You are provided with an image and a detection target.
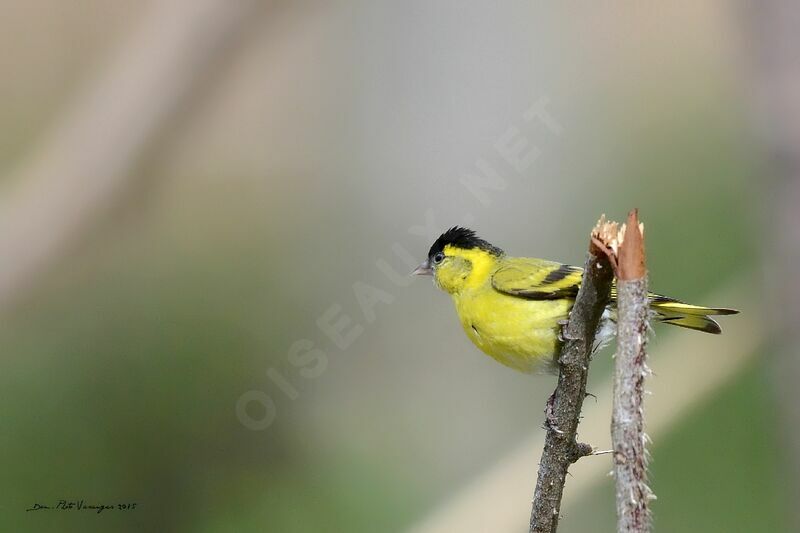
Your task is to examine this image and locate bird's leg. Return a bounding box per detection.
[558,317,575,342]
[544,389,563,434]
[557,319,570,342]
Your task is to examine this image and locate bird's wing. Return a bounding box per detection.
[491,258,583,300]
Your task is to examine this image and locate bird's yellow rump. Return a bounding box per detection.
[414,227,738,374]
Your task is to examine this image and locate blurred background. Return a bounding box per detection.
[1,1,798,532]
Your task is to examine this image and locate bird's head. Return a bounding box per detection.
[413,227,504,294]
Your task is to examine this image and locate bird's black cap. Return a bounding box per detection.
[428,227,504,259]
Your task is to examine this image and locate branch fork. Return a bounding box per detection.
[529,211,653,533]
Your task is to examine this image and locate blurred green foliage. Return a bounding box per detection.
[567,361,790,533]
[0,3,785,532]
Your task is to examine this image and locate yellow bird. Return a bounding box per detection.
[413,227,738,374]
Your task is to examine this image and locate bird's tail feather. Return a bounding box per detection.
[650,297,738,335]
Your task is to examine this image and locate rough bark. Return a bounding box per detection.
[611,209,653,533]
[529,217,616,533]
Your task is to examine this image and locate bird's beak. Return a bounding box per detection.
[412,260,433,276]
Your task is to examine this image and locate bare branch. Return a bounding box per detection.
[529,216,616,533]
[612,209,653,533]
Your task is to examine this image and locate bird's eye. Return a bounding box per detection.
[433,252,445,264]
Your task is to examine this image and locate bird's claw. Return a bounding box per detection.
[544,390,563,433]
[557,318,571,342]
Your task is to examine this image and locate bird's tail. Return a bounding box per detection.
[649,295,739,334]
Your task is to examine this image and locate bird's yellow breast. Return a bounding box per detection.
[452,285,572,374]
